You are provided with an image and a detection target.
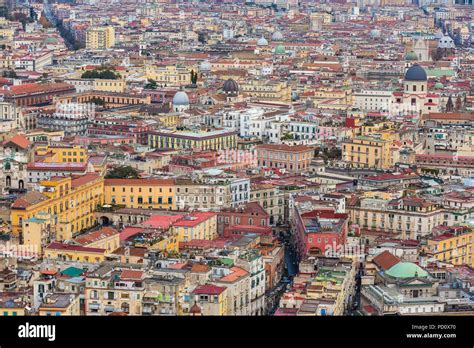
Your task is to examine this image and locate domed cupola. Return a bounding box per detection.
[222,78,239,97]
[272,31,283,41]
[274,44,286,55]
[438,35,455,49]
[404,63,427,81]
[257,35,268,46]
[172,90,190,112]
[405,51,418,61]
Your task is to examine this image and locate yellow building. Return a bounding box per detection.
[0,53,13,69]
[35,144,88,163]
[86,26,115,50]
[172,212,218,243]
[74,226,120,253]
[104,178,176,210]
[44,242,106,263]
[342,136,391,169]
[149,129,237,151]
[0,28,14,40]
[156,114,181,127]
[240,79,291,101]
[191,284,228,316]
[426,227,474,267]
[22,212,55,255]
[151,236,179,253]
[92,79,126,93]
[144,64,192,87]
[11,174,104,240]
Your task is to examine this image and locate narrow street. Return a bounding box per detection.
[265,226,299,315]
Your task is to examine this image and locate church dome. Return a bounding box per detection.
[385,262,429,279]
[274,44,286,55]
[434,82,444,89]
[405,51,418,61]
[223,79,239,94]
[438,35,455,49]
[405,64,427,81]
[272,31,283,41]
[172,91,189,106]
[257,36,268,46]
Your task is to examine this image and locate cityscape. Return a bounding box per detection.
[0,0,473,320]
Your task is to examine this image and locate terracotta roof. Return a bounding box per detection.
[71,173,101,188]
[111,246,147,257]
[190,263,211,273]
[425,112,473,121]
[172,212,216,228]
[3,134,30,149]
[120,270,144,280]
[372,250,401,271]
[0,82,75,96]
[11,191,49,209]
[218,266,249,283]
[74,227,118,245]
[192,284,226,295]
[46,242,105,254]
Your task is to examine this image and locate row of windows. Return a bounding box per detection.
[111,187,173,193]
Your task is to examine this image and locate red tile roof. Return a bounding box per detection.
[46,242,105,254]
[3,134,30,149]
[372,250,401,271]
[173,212,216,227]
[74,227,118,245]
[192,284,226,295]
[71,173,102,188]
[120,270,144,280]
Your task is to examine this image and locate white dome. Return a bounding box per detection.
[172,91,189,106]
[438,35,455,49]
[272,31,283,41]
[257,36,268,46]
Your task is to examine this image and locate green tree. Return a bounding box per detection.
[81,68,120,80]
[144,79,157,90]
[2,70,17,78]
[89,97,106,106]
[105,166,140,179]
[190,70,198,85]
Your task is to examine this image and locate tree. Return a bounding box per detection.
[89,97,106,106]
[105,166,140,179]
[446,95,454,112]
[2,70,17,78]
[81,69,120,80]
[190,70,198,85]
[455,96,462,111]
[144,79,158,90]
